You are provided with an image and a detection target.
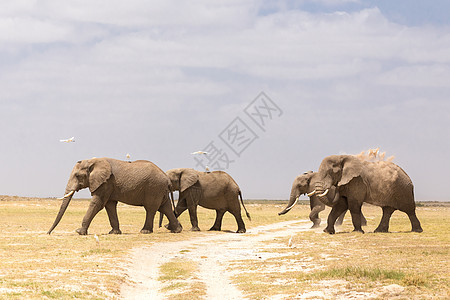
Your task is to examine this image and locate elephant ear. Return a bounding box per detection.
[180,169,199,193]
[88,158,112,193]
[338,157,363,186]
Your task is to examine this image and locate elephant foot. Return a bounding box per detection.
[236,228,246,233]
[310,223,321,229]
[412,227,423,233]
[374,226,388,233]
[310,218,321,228]
[140,229,153,234]
[76,228,88,235]
[353,228,365,234]
[209,226,221,231]
[323,227,335,234]
[171,226,183,233]
[190,226,201,232]
[109,229,122,234]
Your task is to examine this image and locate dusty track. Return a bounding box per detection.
[120,220,312,299]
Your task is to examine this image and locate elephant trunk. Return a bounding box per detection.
[279,194,299,215]
[47,191,75,234]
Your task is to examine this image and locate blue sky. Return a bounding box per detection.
[0,1,449,201]
[281,0,450,26]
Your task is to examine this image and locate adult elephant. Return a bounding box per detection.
[165,168,251,233]
[311,155,422,234]
[48,158,182,235]
[278,171,367,228]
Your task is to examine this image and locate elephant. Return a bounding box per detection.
[165,168,251,233]
[47,158,182,235]
[278,171,367,228]
[311,155,423,234]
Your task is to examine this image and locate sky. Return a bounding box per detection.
[0,0,449,201]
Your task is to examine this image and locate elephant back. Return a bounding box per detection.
[362,160,414,207]
[199,171,240,198]
[108,158,169,193]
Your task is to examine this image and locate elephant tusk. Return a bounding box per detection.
[58,190,75,200]
[284,197,299,212]
[307,190,316,197]
[318,189,329,197]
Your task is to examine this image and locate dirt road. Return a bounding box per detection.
[120,220,312,299]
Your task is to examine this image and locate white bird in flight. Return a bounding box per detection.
[126,153,131,160]
[60,137,75,143]
[191,151,208,155]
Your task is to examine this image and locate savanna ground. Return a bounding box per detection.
[0,195,448,299]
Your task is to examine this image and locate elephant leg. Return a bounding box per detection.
[348,201,364,233]
[309,201,325,228]
[335,210,346,226]
[187,205,200,231]
[77,195,105,235]
[374,206,396,233]
[105,201,122,234]
[159,199,182,233]
[209,209,226,231]
[360,212,367,226]
[175,198,188,217]
[165,198,188,230]
[229,209,246,233]
[324,200,348,234]
[407,212,423,233]
[141,207,157,234]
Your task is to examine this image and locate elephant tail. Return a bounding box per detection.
[239,191,251,221]
[158,211,164,228]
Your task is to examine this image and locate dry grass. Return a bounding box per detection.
[0,196,294,299]
[159,258,206,300]
[0,196,448,299]
[231,204,450,299]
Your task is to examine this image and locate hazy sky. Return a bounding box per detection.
[1,0,449,200]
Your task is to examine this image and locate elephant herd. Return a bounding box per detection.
[48,151,423,236]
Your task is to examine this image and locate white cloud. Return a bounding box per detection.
[376,64,450,87]
[0,2,449,199]
[0,17,70,43]
[311,0,361,6]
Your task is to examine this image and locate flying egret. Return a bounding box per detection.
[126,153,131,161]
[191,151,208,155]
[60,137,75,143]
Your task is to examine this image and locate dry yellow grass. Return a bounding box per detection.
[0,197,293,298]
[231,204,450,299]
[0,196,448,299]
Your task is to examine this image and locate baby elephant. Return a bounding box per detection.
[279,171,367,228]
[166,168,251,233]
